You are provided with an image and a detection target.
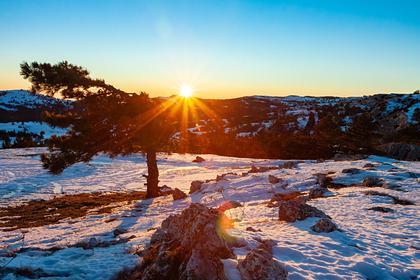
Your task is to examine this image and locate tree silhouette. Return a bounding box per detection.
[20,61,176,198]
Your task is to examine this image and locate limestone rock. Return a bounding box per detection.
[190,180,204,194]
[238,240,287,280]
[172,188,187,200]
[136,204,233,280]
[278,200,329,222]
[311,218,338,233]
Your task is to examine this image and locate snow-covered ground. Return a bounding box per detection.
[0,148,419,279]
[0,122,67,139]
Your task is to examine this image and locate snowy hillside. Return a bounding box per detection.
[0,90,68,112]
[0,122,67,139]
[0,148,418,279]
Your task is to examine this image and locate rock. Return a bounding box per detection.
[342,168,362,174]
[363,163,375,168]
[377,142,420,161]
[392,197,415,206]
[311,218,338,233]
[246,227,262,232]
[217,200,242,212]
[172,188,187,200]
[330,182,353,189]
[382,182,403,191]
[158,185,173,195]
[192,156,205,163]
[88,237,98,248]
[315,173,331,189]
[308,188,326,199]
[238,240,288,280]
[368,206,394,213]
[268,175,281,184]
[362,176,384,187]
[363,190,415,205]
[134,204,233,280]
[113,228,127,237]
[271,191,303,202]
[278,200,329,222]
[189,180,204,194]
[249,165,276,173]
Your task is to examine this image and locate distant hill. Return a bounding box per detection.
[0,89,419,159]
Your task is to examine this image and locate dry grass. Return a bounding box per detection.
[0,191,146,231]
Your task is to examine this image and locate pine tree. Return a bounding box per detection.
[20,61,177,198]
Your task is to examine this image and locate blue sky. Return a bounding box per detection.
[1,0,419,98]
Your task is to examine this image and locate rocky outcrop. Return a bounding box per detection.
[238,240,288,280]
[377,143,420,161]
[172,188,187,200]
[122,204,234,280]
[189,180,204,194]
[311,218,338,233]
[278,200,329,222]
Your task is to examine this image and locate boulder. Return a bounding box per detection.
[192,156,206,163]
[278,200,329,222]
[311,218,338,233]
[131,204,233,280]
[189,180,204,194]
[268,175,281,184]
[362,176,384,187]
[342,168,362,174]
[308,188,326,199]
[172,188,187,200]
[238,240,288,280]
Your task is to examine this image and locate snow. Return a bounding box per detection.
[0,90,68,111]
[0,149,419,279]
[0,122,67,138]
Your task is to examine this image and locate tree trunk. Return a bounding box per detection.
[145,150,159,198]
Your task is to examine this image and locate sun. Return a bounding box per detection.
[179,85,193,98]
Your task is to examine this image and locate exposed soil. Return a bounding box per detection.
[0,191,146,231]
